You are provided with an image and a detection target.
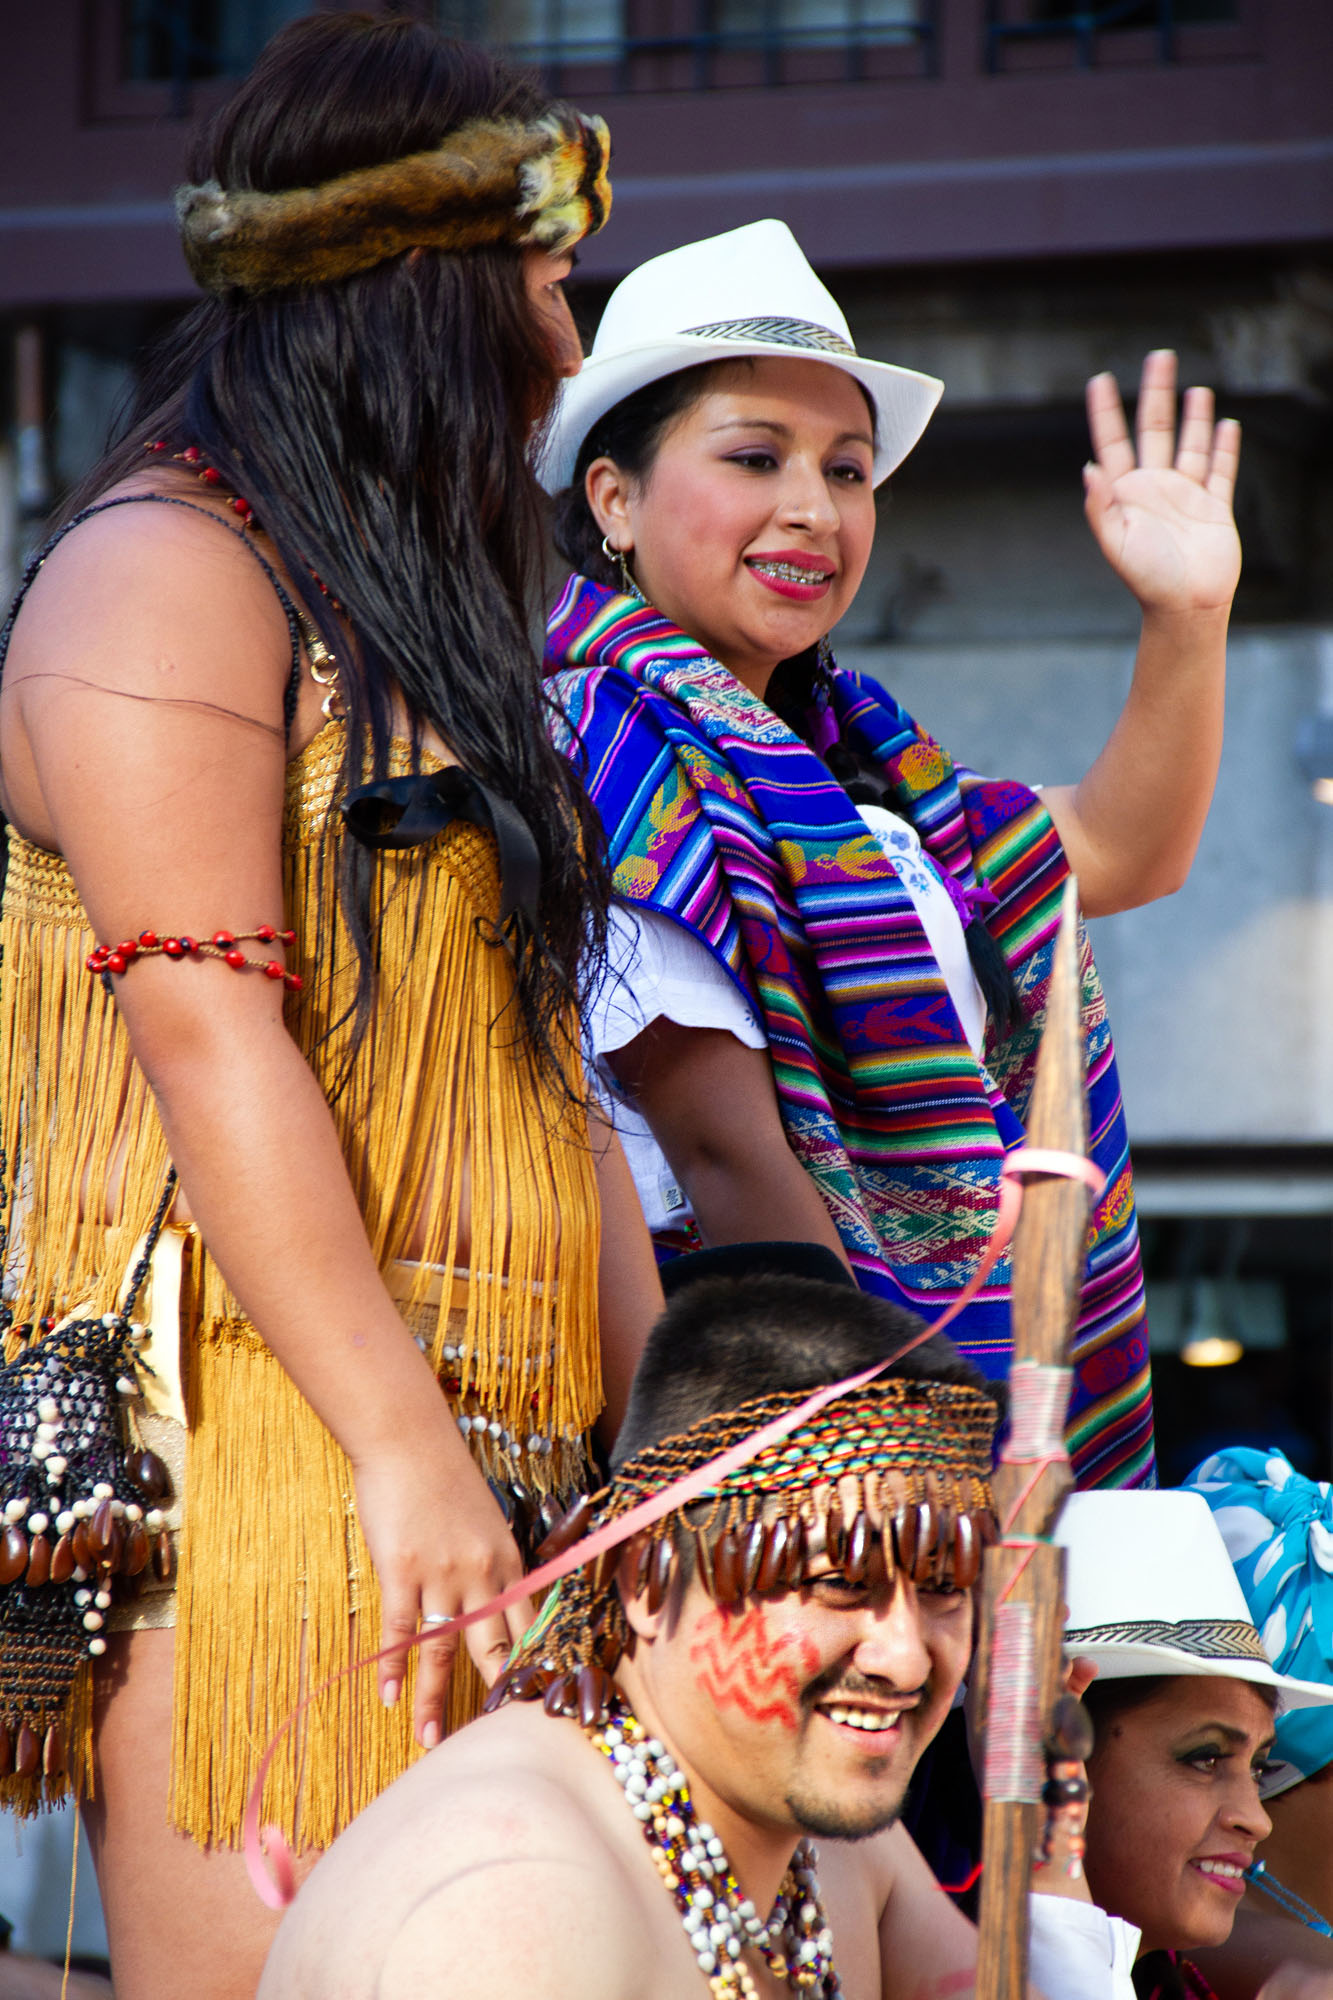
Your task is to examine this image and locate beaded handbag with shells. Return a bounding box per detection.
[0,1160,177,1804]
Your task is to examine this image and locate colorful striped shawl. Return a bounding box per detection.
[548,576,1153,1489]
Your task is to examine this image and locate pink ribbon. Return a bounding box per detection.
[243,1143,1105,1909]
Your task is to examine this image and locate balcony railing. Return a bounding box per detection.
[442,0,934,87]
[440,0,1239,88]
[113,0,1246,103]
[984,0,1234,72]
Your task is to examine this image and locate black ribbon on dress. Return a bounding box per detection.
[341,768,541,928]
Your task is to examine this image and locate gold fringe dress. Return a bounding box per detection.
[0,717,602,1849]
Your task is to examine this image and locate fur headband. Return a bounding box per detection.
[176,108,611,296]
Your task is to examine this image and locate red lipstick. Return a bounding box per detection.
[1190,1854,1251,1898]
[744,549,836,602]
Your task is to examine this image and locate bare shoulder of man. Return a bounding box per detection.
[872,1823,981,2000]
[259,1708,651,2000]
[377,1841,645,1999]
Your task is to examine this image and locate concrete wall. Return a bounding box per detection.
[848,626,1333,1143]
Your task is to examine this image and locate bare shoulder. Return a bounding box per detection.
[1192,1906,1333,2000]
[1,475,300,848]
[260,1707,652,2000]
[821,1824,978,2000]
[819,1819,911,1918]
[5,475,293,717]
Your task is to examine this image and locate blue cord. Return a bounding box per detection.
[1245,1861,1333,1938]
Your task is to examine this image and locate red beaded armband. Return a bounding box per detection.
[86,927,303,991]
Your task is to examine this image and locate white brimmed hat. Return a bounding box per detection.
[538,219,944,493]
[1055,1491,1333,1716]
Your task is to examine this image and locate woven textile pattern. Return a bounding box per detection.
[546,576,1154,1490]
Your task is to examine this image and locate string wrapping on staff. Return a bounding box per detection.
[992,1362,1077,1606]
[1004,1362,1074,1467]
[982,1602,1043,1804]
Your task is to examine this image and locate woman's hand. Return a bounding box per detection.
[1041,352,1240,918]
[351,1418,534,1747]
[1064,1655,1098,1700]
[1083,351,1241,616]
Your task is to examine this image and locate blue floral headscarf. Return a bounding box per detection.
[1185,1447,1333,1796]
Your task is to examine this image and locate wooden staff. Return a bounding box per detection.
[972,877,1096,1999]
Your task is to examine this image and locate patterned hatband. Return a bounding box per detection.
[682,315,857,357]
[488,1377,998,1730]
[1064,1618,1271,1664]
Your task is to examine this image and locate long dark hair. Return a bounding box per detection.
[66,13,610,1088]
[552,364,1020,1035]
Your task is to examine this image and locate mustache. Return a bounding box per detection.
[801,1665,927,1714]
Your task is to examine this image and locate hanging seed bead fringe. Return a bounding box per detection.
[86,928,303,992]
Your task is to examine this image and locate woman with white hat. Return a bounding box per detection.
[1056,1490,1333,1999]
[1178,1449,1333,1997]
[541,218,1241,1488]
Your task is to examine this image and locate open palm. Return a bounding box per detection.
[1084,350,1241,614]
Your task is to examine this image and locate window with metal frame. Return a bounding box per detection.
[437,0,934,86]
[985,0,1238,72]
[437,0,626,68]
[121,0,311,84]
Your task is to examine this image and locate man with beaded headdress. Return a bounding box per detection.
[262,1250,1136,1999]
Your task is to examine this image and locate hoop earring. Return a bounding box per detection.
[601,534,642,602]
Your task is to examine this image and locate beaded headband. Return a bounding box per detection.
[490,1377,998,1728]
[176,109,611,296]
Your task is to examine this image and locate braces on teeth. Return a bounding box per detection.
[750,560,829,583]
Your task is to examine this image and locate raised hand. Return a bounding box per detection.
[1082,349,1241,616]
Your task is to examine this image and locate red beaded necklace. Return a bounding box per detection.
[143,440,344,615]
[146,439,256,526]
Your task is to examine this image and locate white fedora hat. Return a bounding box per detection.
[538,219,943,493]
[1055,1491,1333,1715]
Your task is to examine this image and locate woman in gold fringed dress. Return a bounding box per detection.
[0,15,660,1996]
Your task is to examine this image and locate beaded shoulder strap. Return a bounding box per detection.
[0,493,304,735]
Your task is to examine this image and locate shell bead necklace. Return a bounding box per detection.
[586,1696,842,1997]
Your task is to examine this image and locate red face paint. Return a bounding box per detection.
[688,1603,820,1733]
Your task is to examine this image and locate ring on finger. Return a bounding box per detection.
[420,1612,454,1629]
